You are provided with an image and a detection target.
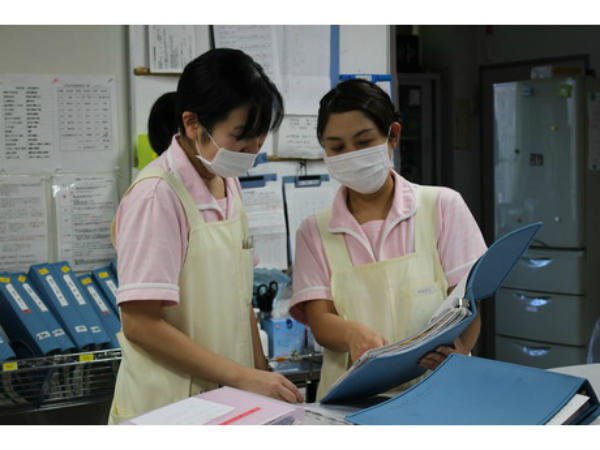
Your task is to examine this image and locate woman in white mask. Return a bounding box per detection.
[289,79,487,400]
[108,49,302,424]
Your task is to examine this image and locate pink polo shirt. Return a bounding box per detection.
[114,134,247,306]
[289,170,487,325]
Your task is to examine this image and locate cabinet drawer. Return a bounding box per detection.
[495,288,594,346]
[495,335,587,369]
[503,249,585,294]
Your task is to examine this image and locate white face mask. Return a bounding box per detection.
[324,140,393,194]
[195,132,257,178]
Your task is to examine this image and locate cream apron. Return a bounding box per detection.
[108,167,255,424]
[315,185,449,401]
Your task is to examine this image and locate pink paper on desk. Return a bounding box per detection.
[198,387,303,425]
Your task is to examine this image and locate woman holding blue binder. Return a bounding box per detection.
[289,79,487,400]
[108,49,302,424]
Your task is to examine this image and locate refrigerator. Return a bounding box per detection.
[492,76,600,368]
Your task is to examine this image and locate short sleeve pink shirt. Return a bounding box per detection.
[289,171,487,325]
[114,135,248,306]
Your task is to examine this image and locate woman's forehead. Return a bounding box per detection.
[323,111,378,137]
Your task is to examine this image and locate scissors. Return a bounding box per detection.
[255,281,278,313]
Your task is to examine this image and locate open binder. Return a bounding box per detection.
[321,222,542,404]
[346,353,600,425]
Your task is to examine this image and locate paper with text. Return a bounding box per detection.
[149,26,198,73]
[276,115,322,159]
[53,174,118,272]
[0,176,49,272]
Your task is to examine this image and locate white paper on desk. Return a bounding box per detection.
[242,180,287,270]
[0,176,49,272]
[276,115,322,159]
[149,25,197,73]
[213,26,281,87]
[284,179,340,260]
[131,397,234,425]
[588,93,600,171]
[53,173,118,272]
[0,75,59,172]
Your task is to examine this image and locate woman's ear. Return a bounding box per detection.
[181,111,200,141]
[389,122,402,148]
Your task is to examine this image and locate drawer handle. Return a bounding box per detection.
[522,257,552,268]
[519,345,550,357]
[515,293,551,308]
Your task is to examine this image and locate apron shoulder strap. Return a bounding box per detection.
[315,208,353,272]
[231,181,249,239]
[111,167,204,248]
[414,185,439,254]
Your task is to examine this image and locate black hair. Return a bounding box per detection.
[316,78,398,142]
[147,48,284,154]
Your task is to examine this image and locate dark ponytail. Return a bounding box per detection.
[147,92,178,155]
[147,48,284,154]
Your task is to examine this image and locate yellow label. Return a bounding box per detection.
[99,272,109,279]
[61,266,70,273]
[39,268,49,275]
[18,275,26,282]
[79,354,94,362]
[3,362,18,372]
[0,277,10,284]
[81,277,91,285]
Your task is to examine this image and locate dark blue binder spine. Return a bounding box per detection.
[91,267,119,315]
[27,264,95,351]
[77,274,121,349]
[0,274,60,357]
[13,274,75,352]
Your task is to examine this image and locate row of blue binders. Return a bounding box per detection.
[0,260,120,361]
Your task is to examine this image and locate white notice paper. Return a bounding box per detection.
[213,26,281,86]
[588,93,600,171]
[0,176,49,272]
[284,178,340,260]
[1,76,58,172]
[242,180,288,270]
[149,25,197,73]
[53,174,118,271]
[276,115,322,159]
[131,397,234,425]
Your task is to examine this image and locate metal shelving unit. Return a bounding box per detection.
[0,349,121,417]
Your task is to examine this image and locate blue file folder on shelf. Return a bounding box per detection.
[11,273,75,352]
[320,222,542,404]
[0,273,61,357]
[77,274,121,349]
[0,331,15,362]
[91,267,119,315]
[28,263,95,351]
[49,262,111,349]
[346,354,600,425]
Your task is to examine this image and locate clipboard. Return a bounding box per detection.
[282,175,339,265]
[239,174,288,271]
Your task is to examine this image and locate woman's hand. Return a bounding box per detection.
[346,322,388,363]
[417,337,470,370]
[236,368,304,404]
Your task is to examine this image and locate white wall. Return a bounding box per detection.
[0,25,131,195]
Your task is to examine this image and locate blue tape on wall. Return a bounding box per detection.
[330,25,340,88]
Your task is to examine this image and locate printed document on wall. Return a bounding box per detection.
[284,179,340,260]
[588,92,600,171]
[276,115,322,159]
[213,26,281,87]
[0,176,49,272]
[53,174,118,272]
[242,181,287,270]
[0,75,118,173]
[0,75,59,172]
[149,26,198,73]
